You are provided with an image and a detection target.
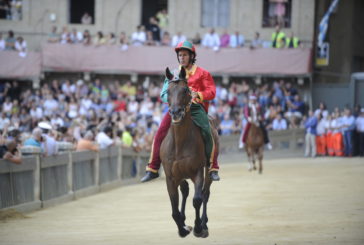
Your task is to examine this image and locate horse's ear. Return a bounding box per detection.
[179,67,186,80]
[165,67,174,80]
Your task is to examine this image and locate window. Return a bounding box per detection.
[201,0,230,28]
[69,0,95,24]
[0,0,23,20]
[262,0,292,28]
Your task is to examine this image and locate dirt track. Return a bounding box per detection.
[1,156,364,245]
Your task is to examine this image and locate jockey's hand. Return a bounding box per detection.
[191,91,199,100]
[248,117,252,122]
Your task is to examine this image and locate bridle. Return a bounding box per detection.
[168,78,192,117]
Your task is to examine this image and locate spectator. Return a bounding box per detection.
[191,33,201,45]
[0,32,6,50]
[316,113,328,156]
[271,24,286,48]
[83,30,92,45]
[285,32,301,48]
[272,114,287,131]
[304,110,318,158]
[171,31,186,47]
[60,26,70,44]
[220,29,230,48]
[76,130,99,152]
[0,139,21,164]
[285,94,305,128]
[14,36,27,55]
[23,127,43,148]
[147,16,161,44]
[131,25,146,46]
[96,126,114,149]
[229,31,244,48]
[161,31,171,46]
[341,108,355,156]
[250,32,263,49]
[202,28,220,49]
[119,31,129,50]
[121,126,133,148]
[38,122,58,156]
[156,8,168,31]
[5,30,16,50]
[94,31,106,45]
[81,12,92,24]
[70,28,83,44]
[145,31,156,46]
[355,108,364,156]
[220,114,234,135]
[106,32,116,45]
[314,102,329,119]
[48,26,59,43]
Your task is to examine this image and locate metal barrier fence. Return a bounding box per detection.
[0,146,149,212]
[219,128,305,154]
[0,129,304,212]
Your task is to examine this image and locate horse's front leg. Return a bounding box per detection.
[166,177,192,238]
[200,167,212,238]
[179,180,189,223]
[192,169,204,237]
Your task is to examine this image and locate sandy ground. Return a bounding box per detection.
[1,156,364,245]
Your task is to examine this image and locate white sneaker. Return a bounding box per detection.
[266,143,273,150]
[239,143,245,149]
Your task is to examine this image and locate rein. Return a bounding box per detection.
[168,78,192,114]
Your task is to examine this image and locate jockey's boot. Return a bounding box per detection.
[239,142,245,149]
[209,171,220,181]
[266,142,273,150]
[141,171,159,182]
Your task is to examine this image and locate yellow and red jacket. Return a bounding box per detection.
[160,65,216,112]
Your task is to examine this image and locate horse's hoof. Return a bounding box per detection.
[253,166,257,170]
[194,228,209,238]
[179,225,192,238]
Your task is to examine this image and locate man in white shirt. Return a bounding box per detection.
[341,108,356,156]
[171,32,186,47]
[272,114,287,131]
[131,25,146,46]
[355,108,364,156]
[96,127,114,149]
[202,28,220,49]
[230,31,245,48]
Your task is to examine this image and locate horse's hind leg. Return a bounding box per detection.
[166,178,192,238]
[200,167,212,238]
[258,147,264,174]
[192,169,204,237]
[246,149,254,171]
[179,180,189,223]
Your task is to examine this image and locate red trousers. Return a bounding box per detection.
[327,132,344,156]
[316,135,327,155]
[146,113,219,173]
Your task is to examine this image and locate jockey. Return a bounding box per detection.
[141,40,220,182]
[240,94,273,150]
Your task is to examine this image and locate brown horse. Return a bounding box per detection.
[245,115,265,174]
[160,67,218,238]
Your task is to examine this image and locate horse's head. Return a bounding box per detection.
[165,67,192,124]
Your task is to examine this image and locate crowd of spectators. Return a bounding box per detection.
[1,76,363,164]
[0,30,27,56]
[304,104,364,158]
[0,8,302,56]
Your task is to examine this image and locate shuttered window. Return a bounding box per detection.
[201,0,230,27]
